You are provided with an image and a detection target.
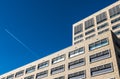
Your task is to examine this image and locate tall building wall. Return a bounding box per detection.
[0,31,120,79]
[1,1,120,79]
[73,0,120,45]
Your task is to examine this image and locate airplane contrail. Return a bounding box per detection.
[5,29,39,58]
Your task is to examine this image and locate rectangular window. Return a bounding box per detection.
[89,38,109,51]
[97,23,109,30]
[74,24,83,35]
[52,55,65,64]
[85,29,95,35]
[111,17,120,24]
[36,70,48,79]
[74,34,83,41]
[68,58,85,69]
[85,34,95,40]
[68,70,86,79]
[98,28,109,35]
[54,76,65,79]
[90,49,111,63]
[85,18,94,30]
[24,75,34,79]
[112,24,120,30]
[114,30,120,35]
[109,4,120,18]
[1,77,5,79]
[6,74,14,79]
[90,63,113,76]
[51,65,65,75]
[69,47,84,58]
[74,39,83,45]
[38,61,49,69]
[15,70,24,78]
[96,12,107,24]
[26,66,36,74]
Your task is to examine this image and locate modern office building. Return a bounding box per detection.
[1,0,120,79]
[73,0,120,45]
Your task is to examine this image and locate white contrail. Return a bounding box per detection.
[5,29,39,58]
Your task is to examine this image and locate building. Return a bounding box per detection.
[1,0,120,79]
[73,0,120,45]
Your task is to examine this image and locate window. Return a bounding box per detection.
[112,24,120,30]
[85,18,94,30]
[85,34,95,40]
[74,39,83,45]
[26,66,36,74]
[15,70,24,78]
[98,28,109,35]
[111,17,120,24]
[74,34,83,41]
[89,38,109,51]
[109,78,115,79]
[52,55,65,64]
[38,61,49,69]
[1,77,5,79]
[68,70,86,79]
[51,65,65,75]
[24,75,34,79]
[85,29,95,35]
[36,70,48,79]
[54,76,65,79]
[69,47,84,58]
[74,24,83,35]
[6,74,14,79]
[114,30,120,35]
[109,4,120,18]
[97,23,109,30]
[90,49,111,63]
[96,12,107,24]
[90,63,113,76]
[68,58,85,69]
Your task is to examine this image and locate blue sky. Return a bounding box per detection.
[0,0,117,75]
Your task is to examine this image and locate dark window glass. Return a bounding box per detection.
[26,66,36,74]
[51,65,65,75]
[85,18,94,30]
[109,4,120,18]
[38,61,49,69]
[90,63,113,76]
[68,70,86,79]
[96,12,107,24]
[68,58,85,69]
[90,49,111,63]
[74,23,83,35]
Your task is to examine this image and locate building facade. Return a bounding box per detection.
[1,0,120,79]
[73,0,120,45]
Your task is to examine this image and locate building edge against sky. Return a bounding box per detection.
[1,0,120,79]
[72,0,120,45]
[1,31,120,79]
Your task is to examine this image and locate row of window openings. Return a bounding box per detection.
[74,4,120,35]
[74,30,108,42]
[22,62,114,79]
[23,70,85,79]
[74,22,120,42]
[74,21,120,42]
[74,22,109,41]
[74,39,84,45]
[74,21,108,37]
[73,38,109,57]
[4,38,109,79]
[6,49,111,79]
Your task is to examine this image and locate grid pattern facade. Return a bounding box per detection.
[1,1,120,79]
[0,31,120,79]
[73,0,120,45]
